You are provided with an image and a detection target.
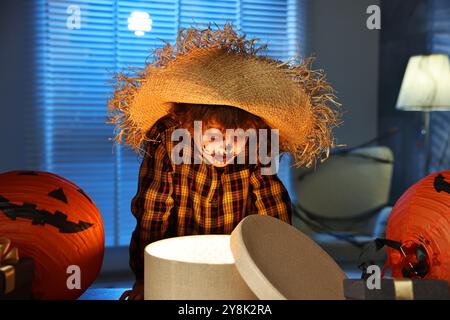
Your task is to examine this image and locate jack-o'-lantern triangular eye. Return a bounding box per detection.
[48,188,68,204]
[77,188,93,204]
[434,174,450,194]
[17,171,38,176]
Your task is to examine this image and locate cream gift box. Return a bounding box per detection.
[144,215,346,300]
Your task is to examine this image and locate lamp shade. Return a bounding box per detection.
[396,54,450,111]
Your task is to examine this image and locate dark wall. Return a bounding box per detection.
[0,1,36,172]
[429,0,450,173]
[308,0,380,149]
[378,0,450,202]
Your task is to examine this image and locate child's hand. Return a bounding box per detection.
[119,280,144,300]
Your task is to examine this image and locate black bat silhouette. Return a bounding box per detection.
[434,174,450,194]
[0,195,93,233]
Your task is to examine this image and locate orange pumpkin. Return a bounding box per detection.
[0,170,104,299]
[385,170,450,282]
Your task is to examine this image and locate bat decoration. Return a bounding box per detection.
[434,173,450,194]
[0,194,93,233]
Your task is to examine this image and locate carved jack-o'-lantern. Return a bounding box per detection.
[385,170,450,282]
[0,170,104,300]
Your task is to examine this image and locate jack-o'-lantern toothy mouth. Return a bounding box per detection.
[0,194,93,234]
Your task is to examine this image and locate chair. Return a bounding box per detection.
[291,146,394,269]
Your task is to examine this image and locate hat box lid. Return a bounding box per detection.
[230,214,347,299]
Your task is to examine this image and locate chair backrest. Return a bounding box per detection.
[291,146,394,225]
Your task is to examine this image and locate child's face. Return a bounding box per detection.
[195,122,247,167]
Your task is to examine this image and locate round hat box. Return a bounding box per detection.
[144,214,346,300]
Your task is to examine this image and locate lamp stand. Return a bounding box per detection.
[422,111,431,176]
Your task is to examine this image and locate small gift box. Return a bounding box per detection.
[0,238,35,300]
[344,279,450,300]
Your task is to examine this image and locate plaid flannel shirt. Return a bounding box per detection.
[129,115,292,280]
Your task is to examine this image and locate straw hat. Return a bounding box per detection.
[108,23,341,167]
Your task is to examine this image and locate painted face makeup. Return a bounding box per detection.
[196,127,247,167]
[171,120,280,175]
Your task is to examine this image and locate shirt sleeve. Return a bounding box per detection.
[249,164,292,225]
[129,127,175,281]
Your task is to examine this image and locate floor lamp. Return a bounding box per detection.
[396,54,450,175]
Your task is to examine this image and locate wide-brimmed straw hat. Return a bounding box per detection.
[108,23,341,167]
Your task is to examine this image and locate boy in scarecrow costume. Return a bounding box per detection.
[108,23,340,300]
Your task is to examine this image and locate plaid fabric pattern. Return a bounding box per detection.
[129,116,292,280]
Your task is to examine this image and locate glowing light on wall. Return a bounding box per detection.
[128,11,152,36]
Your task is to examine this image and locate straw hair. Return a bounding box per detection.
[108,23,341,167]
